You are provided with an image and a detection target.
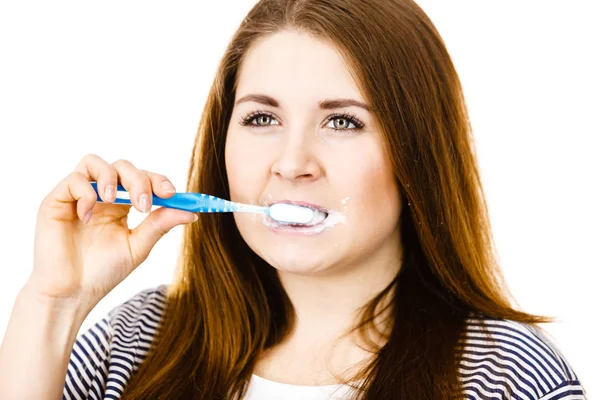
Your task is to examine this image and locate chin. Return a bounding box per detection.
[236,217,350,275]
[262,247,333,276]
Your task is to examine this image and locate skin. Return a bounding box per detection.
[0,154,196,398]
[225,29,403,384]
[0,29,406,397]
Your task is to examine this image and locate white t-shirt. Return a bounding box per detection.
[244,374,355,400]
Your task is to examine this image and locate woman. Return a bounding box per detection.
[0,0,586,399]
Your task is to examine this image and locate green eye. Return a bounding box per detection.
[326,113,364,131]
[329,117,355,130]
[256,114,273,126]
[240,111,365,132]
[240,112,278,128]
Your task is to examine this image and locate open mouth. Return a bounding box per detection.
[280,209,329,227]
[261,199,346,235]
[264,201,333,233]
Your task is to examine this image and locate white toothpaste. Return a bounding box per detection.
[268,203,315,224]
[263,206,346,234]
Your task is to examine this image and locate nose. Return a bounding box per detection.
[271,133,322,182]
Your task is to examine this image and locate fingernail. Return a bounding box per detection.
[161,181,176,193]
[84,210,92,224]
[105,185,115,202]
[193,214,198,222]
[139,193,150,212]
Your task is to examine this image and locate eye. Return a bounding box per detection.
[240,111,279,128]
[325,113,365,132]
[239,111,365,132]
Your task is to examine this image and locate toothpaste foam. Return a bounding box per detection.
[269,203,315,224]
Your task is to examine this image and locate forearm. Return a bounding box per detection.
[0,286,88,400]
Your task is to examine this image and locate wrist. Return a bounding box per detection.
[16,284,90,344]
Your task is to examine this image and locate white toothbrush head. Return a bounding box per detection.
[268,203,318,224]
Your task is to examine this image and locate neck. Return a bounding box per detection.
[277,244,402,345]
[254,244,403,385]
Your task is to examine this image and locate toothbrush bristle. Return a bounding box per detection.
[269,203,316,224]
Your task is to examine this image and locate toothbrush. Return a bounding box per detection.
[89,181,318,225]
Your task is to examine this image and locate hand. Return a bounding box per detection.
[26,154,197,310]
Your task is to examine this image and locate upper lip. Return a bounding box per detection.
[267,200,330,214]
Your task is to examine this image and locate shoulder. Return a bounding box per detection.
[106,284,168,338]
[458,314,587,399]
[63,285,168,400]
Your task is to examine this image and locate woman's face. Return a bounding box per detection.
[225,29,402,276]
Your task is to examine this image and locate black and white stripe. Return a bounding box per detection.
[62,286,587,400]
[458,317,585,399]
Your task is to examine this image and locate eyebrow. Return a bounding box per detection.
[234,94,370,111]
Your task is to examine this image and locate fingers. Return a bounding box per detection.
[128,207,197,265]
[46,154,180,222]
[140,170,177,199]
[109,163,179,213]
[50,172,99,223]
[110,159,153,212]
[72,154,178,214]
[74,154,118,203]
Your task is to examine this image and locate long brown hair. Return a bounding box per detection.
[122,0,551,398]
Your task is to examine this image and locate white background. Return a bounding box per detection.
[0,1,597,397]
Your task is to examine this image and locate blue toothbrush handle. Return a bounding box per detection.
[89,181,236,213]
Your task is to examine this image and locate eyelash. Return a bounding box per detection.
[238,110,365,132]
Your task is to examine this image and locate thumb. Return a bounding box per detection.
[128,207,197,265]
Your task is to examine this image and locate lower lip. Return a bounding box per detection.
[263,214,329,236]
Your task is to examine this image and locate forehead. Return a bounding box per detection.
[235,29,364,105]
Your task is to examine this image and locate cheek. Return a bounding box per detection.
[225,132,265,202]
[332,143,398,204]
[332,145,401,230]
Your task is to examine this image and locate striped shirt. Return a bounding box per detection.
[63,286,587,400]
